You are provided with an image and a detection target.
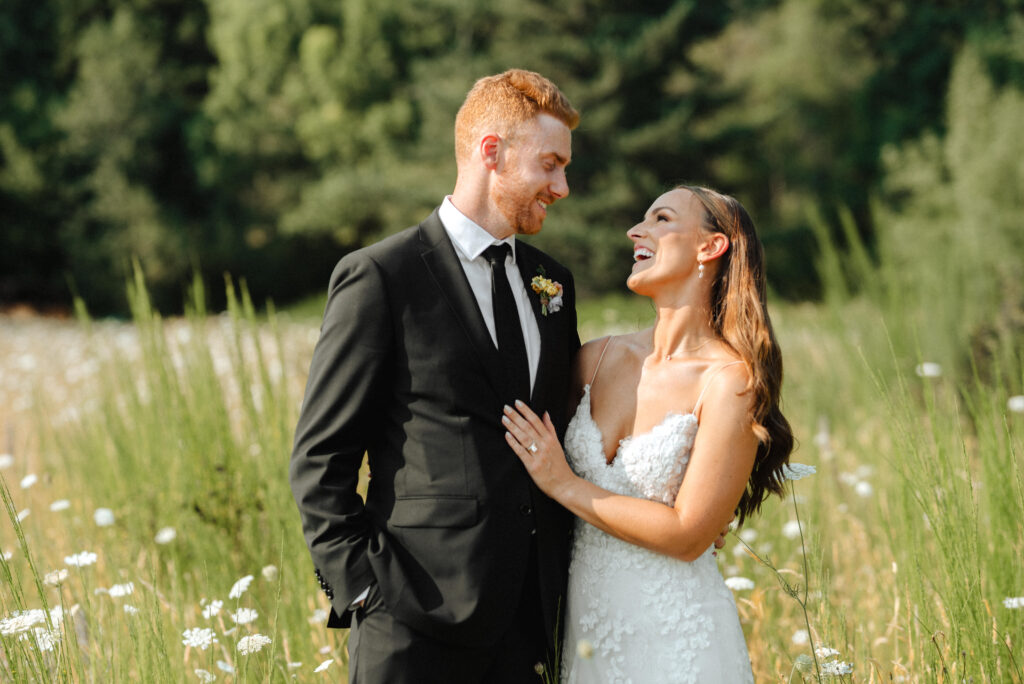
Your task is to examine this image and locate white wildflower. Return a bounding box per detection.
[261,565,279,582]
[154,527,177,544]
[1,609,47,635]
[109,582,134,598]
[1003,596,1024,609]
[44,569,69,586]
[816,646,841,658]
[93,508,115,526]
[202,599,223,619]
[0,453,13,469]
[64,551,98,567]
[1008,395,1024,413]
[230,608,258,625]
[182,627,218,650]
[309,608,328,624]
[318,645,332,654]
[216,660,234,674]
[821,660,854,676]
[2,550,12,561]
[314,659,334,673]
[781,463,816,481]
[124,605,139,615]
[19,473,37,489]
[228,574,254,599]
[49,500,71,512]
[738,529,757,543]
[194,669,216,683]
[855,481,874,497]
[915,362,942,378]
[237,634,272,654]
[724,576,755,591]
[287,662,303,669]
[30,627,60,652]
[16,509,29,522]
[792,629,809,645]
[782,520,802,539]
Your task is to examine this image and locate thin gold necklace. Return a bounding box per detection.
[661,337,715,361]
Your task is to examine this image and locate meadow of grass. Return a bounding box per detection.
[1,232,1022,683]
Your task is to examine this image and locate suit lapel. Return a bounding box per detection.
[418,212,507,397]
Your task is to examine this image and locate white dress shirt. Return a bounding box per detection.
[438,196,541,393]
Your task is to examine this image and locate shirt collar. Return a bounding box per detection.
[439,196,517,262]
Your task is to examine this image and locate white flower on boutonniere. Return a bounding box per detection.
[531,266,563,316]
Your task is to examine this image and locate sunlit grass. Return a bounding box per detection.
[1,255,1022,681]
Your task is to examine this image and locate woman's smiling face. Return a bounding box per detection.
[625,188,707,296]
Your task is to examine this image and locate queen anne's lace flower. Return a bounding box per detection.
[44,569,69,586]
[782,520,802,539]
[50,500,71,512]
[314,659,334,673]
[20,473,37,489]
[237,634,271,654]
[1008,396,1024,413]
[724,576,755,591]
[109,582,134,597]
[1004,596,1024,609]
[182,627,218,650]
[781,463,816,481]
[230,608,258,625]
[94,508,115,526]
[228,575,254,599]
[820,660,854,676]
[65,551,98,567]
[816,646,840,658]
[30,627,60,652]
[194,670,216,683]
[202,599,223,619]
[154,527,176,544]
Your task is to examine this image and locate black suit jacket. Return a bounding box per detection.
[290,209,579,648]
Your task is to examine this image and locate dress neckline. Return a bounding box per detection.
[579,384,697,466]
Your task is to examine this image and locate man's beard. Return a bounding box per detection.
[493,176,543,235]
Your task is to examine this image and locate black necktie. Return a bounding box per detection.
[483,244,530,402]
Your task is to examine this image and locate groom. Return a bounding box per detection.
[290,69,580,682]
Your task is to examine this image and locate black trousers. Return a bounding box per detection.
[347,545,550,684]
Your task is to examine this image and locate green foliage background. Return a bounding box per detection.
[1,0,1023,314]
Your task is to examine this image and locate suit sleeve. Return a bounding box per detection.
[290,252,392,613]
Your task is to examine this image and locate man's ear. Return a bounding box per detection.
[480,134,501,170]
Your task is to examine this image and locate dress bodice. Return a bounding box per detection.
[564,384,699,506]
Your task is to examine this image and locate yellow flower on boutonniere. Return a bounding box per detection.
[531,266,563,316]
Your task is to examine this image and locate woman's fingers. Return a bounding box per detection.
[502,405,537,449]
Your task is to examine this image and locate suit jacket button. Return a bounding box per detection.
[520,504,532,516]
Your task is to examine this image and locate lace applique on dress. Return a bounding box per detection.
[561,385,754,684]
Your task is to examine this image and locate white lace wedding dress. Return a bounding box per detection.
[560,383,754,683]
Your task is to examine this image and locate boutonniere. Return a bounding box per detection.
[530,265,563,316]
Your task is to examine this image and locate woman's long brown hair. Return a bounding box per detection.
[683,185,794,525]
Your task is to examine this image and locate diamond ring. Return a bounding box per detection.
[529,443,538,453]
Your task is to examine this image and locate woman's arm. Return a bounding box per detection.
[503,363,755,562]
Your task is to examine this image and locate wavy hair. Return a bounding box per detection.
[683,185,794,525]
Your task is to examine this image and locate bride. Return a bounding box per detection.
[502,185,794,682]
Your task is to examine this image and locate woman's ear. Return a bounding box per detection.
[700,233,731,263]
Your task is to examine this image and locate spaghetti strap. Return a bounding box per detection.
[693,361,744,415]
[588,337,614,388]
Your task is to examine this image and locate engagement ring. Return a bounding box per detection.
[529,443,538,453]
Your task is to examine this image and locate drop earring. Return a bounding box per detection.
[698,260,705,279]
